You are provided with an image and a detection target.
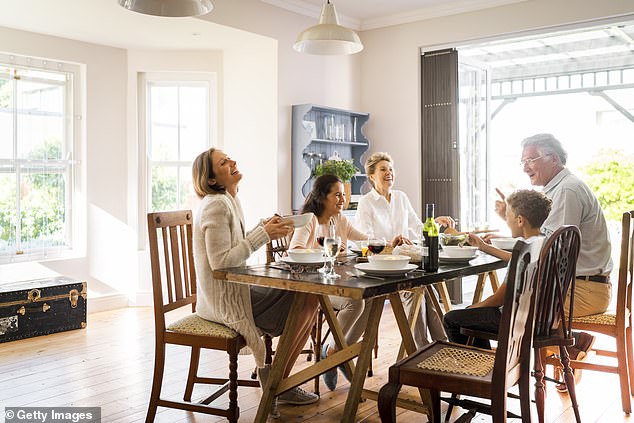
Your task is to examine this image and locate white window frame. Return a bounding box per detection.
[137,72,216,247]
[0,53,82,264]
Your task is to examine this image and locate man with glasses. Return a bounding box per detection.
[495,133,613,367]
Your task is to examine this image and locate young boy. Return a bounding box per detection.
[443,189,552,348]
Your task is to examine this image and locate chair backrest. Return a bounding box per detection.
[147,210,197,333]
[492,239,539,390]
[266,232,293,264]
[533,225,582,339]
[617,211,634,326]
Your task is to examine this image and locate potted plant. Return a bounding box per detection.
[314,159,359,209]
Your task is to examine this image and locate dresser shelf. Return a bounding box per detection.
[291,104,371,213]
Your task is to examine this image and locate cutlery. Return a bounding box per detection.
[345,270,386,281]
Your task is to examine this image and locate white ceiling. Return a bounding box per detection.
[0,0,527,51]
[264,0,528,30]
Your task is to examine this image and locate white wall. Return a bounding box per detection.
[203,0,362,214]
[359,0,634,216]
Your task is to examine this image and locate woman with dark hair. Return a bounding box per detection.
[191,148,320,407]
[289,174,372,391]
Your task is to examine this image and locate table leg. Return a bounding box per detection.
[396,288,424,360]
[472,272,487,305]
[472,271,500,305]
[319,295,355,378]
[388,293,433,412]
[253,292,307,423]
[435,281,452,313]
[489,270,500,291]
[341,296,385,423]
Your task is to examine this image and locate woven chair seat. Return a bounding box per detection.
[168,314,239,338]
[417,346,495,377]
[572,312,616,326]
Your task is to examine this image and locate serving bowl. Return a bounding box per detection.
[280,212,313,228]
[442,246,478,258]
[490,237,518,250]
[367,254,410,270]
[439,232,467,246]
[287,248,323,262]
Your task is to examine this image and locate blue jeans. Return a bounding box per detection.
[442,306,501,349]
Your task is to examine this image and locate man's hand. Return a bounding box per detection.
[494,188,507,220]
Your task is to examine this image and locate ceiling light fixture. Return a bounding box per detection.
[293,0,363,55]
[118,0,213,17]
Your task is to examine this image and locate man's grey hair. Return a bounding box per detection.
[521,133,568,165]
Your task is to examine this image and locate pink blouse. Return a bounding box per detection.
[289,213,367,249]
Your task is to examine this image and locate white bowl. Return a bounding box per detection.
[280,212,313,228]
[287,248,323,262]
[442,246,478,258]
[491,237,518,250]
[367,254,411,270]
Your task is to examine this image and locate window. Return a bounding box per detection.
[145,75,213,212]
[0,55,79,263]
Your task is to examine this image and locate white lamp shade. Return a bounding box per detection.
[293,2,363,55]
[118,0,213,17]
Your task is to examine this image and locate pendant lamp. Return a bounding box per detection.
[293,0,363,55]
[118,0,213,17]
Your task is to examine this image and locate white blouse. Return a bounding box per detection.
[355,189,423,241]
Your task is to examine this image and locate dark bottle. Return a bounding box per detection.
[423,203,439,272]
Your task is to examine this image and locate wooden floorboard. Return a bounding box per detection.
[1,283,632,422]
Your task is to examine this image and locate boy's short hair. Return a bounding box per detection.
[506,189,552,228]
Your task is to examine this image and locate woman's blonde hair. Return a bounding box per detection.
[192,148,226,198]
[364,152,393,188]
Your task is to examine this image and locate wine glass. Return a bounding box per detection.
[316,223,329,273]
[323,235,341,279]
[367,236,386,256]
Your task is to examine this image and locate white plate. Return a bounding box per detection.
[438,252,477,264]
[354,263,418,277]
[281,256,325,265]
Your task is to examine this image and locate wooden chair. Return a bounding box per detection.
[567,210,634,415]
[146,210,259,423]
[377,239,539,423]
[531,225,582,423]
[459,226,582,423]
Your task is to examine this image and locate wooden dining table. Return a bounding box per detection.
[213,253,506,422]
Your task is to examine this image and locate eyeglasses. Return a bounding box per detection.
[520,155,549,167]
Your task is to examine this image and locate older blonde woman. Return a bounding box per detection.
[355,152,454,348]
[191,147,319,406]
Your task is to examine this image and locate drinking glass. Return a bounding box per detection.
[323,236,341,279]
[367,236,386,256]
[316,223,329,274]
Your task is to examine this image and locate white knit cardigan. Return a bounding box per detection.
[193,192,270,367]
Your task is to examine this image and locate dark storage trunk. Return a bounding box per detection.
[0,277,87,343]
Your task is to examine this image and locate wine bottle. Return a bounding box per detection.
[423,203,439,272]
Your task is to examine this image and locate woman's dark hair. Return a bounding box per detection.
[301,174,342,217]
[192,147,226,198]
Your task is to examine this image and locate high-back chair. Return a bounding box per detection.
[146,210,259,423]
[531,225,582,423]
[458,226,582,423]
[377,239,539,423]
[568,210,634,415]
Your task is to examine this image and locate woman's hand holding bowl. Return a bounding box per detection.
[264,215,293,239]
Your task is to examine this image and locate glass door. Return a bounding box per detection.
[458,59,490,232]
